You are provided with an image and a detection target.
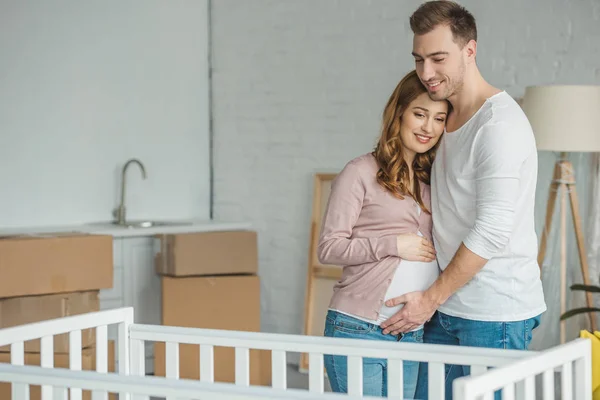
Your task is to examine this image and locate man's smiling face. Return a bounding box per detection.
[412,24,468,101]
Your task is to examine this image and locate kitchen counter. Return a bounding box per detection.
[0,219,253,238]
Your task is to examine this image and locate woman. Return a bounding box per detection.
[317,70,448,398]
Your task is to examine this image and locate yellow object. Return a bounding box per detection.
[580,330,600,399]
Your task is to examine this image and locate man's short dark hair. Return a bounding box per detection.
[410,1,477,47]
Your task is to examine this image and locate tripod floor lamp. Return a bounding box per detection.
[522,85,600,343]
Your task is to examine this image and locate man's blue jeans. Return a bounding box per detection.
[323,310,422,399]
[414,311,542,400]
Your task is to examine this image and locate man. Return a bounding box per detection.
[379,1,546,398]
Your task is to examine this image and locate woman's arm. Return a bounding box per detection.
[317,163,398,266]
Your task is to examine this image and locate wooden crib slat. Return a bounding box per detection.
[522,376,536,399]
[21,385,31,400]
[93,325,109,400]
[91,389,108,400]
[10,341,24,365]
[542,369,554,399]
[11,341,28,400]
[130,338,145,377]
[95,325,109,374]
[470,365,491,399]
[53,387,68,400]
[501,383,515,400]
[428,362,445,400]
[40,336,54,366]
[513,380,526,400]
[40,335,54,400]
[165,342,180,400]
[165,342,180,379]
[347,355,363,396]
[271,350,287,389]
[199,344,214,382]
[69,331,83,370]
[130,338,147,400]
[69,330,83,400]
[235,347,250,386]
[470,364,494,399]
[308,353,324,393]
[574,353,591,400]
[561,362,573,400]
[117,315,132,400]
[387,359,404,398]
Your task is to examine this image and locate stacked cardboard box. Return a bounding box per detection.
[153,230,271,386]
[0,291,99,353]
[0,233,115,399]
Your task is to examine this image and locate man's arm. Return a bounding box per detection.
[423,243,488,307]
[381,122,529,334]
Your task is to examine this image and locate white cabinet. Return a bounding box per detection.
[99,237,161,373]
[122,237,161,326]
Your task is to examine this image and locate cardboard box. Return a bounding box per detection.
[155,230,258,277]
[0,291,99,353]
[0,233,113,298]
[154,275,271,385]
[0,341,116,400]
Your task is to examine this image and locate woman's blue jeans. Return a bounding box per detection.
[323,310,422,399]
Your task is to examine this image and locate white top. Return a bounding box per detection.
[431,91,547,321]
[377,204,439,327]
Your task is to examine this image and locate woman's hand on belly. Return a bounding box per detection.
[396,233,436,262]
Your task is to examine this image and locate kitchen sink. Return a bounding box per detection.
[112,220,193,229]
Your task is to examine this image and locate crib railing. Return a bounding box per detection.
[0,307,545,400]
[130,323,535,400]
[0,363,365,400]
[0,308,133,400]
[452,338,592,400]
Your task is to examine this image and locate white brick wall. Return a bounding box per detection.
[210,0,600,341]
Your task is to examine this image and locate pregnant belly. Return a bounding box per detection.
[377,259,440,323]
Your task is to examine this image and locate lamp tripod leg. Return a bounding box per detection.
[560,184,567,344]
[537,166,560,270]
[568,182,598,332]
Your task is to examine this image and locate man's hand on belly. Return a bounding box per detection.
[380,291,437,335]
[380,243,489,334]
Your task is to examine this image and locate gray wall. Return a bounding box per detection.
[0,1,211,227]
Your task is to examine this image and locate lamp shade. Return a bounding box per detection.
[521,85,600,152]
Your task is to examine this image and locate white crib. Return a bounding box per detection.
[0,307,591,399]
[453,338,592,400]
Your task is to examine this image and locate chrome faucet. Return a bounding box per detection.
[114,158,147,225]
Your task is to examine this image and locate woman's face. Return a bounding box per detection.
[399,92,448,156]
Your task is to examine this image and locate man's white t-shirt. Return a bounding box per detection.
[431,91,547,321]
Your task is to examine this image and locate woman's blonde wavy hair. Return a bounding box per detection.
[372,70,443,214]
